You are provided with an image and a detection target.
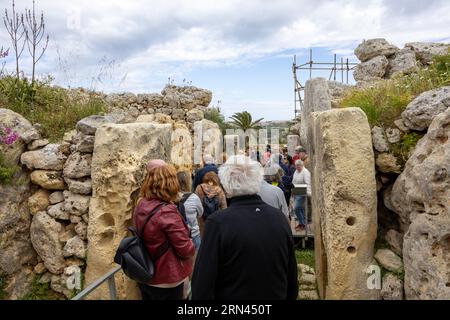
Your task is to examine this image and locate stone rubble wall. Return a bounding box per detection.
[353,39,450,83]
[0,84,215,299]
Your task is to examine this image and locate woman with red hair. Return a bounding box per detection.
[133,159,195,300]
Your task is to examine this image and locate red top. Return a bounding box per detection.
[133,197,195,285]
[291,154,301,165]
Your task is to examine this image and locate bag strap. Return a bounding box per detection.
[138,203,166,239]
[180,192,192,204]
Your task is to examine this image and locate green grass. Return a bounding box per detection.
[341,52,450,128]
[20,275,63,300]
[0,76,107,142]
[295,248,315,269]
[390,131,425,169]
[0,152,21,185]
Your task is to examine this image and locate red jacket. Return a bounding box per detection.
[133,197,195,285]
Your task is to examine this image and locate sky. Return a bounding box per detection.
[0,0,449,120]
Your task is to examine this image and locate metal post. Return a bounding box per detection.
[341,57,344,83]
[346,58,349,84]
[108,276,117,300]
[309,49,312,79]
[333,54,337,81]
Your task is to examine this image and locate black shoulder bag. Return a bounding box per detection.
[114,203,169,284]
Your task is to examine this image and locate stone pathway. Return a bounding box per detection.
[297,263,319,300]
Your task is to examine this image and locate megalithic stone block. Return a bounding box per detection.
[310,107,379,300]
[84,123,172,300]
[300,78,331,151]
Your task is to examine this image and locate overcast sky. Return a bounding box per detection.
[1,0,449,120]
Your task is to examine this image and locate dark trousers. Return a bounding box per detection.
[138,283,184,300]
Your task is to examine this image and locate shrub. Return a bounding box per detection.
[341,52,450,128]
[0,75,107,142]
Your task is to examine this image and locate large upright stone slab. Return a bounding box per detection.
[310,107,379,300]
[84,123,172,299]
[300,78,332,149]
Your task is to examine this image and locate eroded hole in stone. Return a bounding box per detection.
[99,212,115,227]
[421,233,429,241]
[346,217,356,226]
[347,246,356,254]
[98,229,114,247]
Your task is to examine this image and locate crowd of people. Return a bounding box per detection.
[131,145,312,300]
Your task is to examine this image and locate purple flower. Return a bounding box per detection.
[0,127,19,145]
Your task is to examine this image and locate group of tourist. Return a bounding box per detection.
[131,145,311,300]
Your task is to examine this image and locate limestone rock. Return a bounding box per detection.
[64,177,92,195]
[30,212,65,274]
[70,215,82,224]
[50,274,73,298]
[375,249,403,272]
[354,38,399,62]
[0,172,36,279]
[385,128,401,144]
[401,86,450,131]
[394,119,410,132]
[27,139,49,151]
[310,107,378,300]
[49,191,64,205]
[63,152,92,179]
[385,229,403,256]
[301,78,332,149]
[391,108,450,230]
[186,109,204,122]
[76,115,113,135]
[85,122,172,300]
[38,272,52,284]
[376,153,401,174]
[3,267,34,300]
[47,202,69,220]
[298,264,315,275]
[372,126,389,152]
[299,273,316,285]
[382,184,395,212]
[353,55,389,81]
[30,170,65,190]
[59,226,77,243]
[74,221,88,241]
[0,108,39,164]
[136,113,174,125]
[403,214,450,299]
[298,290,319,300]
[405,42,450,64]
[381,273,404,300]
[63,129,77,143]
[63,236,86,259]
[171,108,186,121]
[171,123,193,172]
[63,191,90,216]
[34,262,47,274]
[28,189,50,215]
[21,144,67,170]
[73,134,95,153]
[386,49,418,78]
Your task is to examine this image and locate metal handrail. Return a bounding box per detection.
[71,265,122,300]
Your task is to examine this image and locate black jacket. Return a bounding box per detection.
[192,164,219,191]
[191,194,298,300]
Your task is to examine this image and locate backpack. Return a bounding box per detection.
[177,192,192,223]
[113,203,169,284]
[200,185,220,221]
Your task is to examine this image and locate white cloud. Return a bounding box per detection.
[1,0,449,118]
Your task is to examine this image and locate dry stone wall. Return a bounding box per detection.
[0,84,214,299]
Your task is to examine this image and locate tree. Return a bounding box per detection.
[25,0,49,87]
[3,0,26,80]
[229,111,264,130]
